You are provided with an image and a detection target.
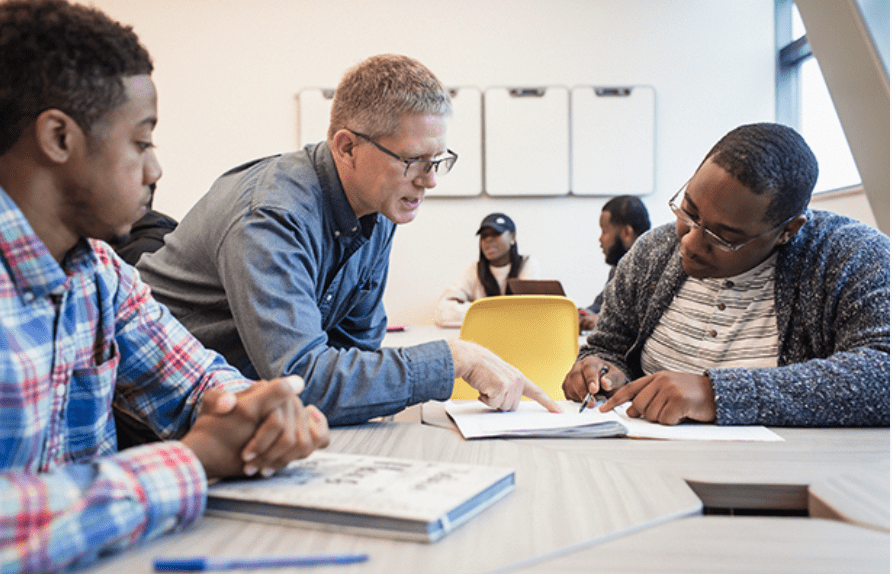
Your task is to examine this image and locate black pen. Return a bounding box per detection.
[579,365,609,412]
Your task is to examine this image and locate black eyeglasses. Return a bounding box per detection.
[349,130,458,178]
[669,181,798,253]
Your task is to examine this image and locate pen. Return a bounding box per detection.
[153,553,370,571]
[579,366,610,413]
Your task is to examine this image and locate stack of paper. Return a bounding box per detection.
[443,401,784,442]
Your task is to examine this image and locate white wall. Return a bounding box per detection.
[90,0,777,325]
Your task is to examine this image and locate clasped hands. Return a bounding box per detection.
[181,376,329,480]
[562,356,717,425]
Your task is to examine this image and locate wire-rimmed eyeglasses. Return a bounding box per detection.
[349,130,458,178]
[668,181,798,253]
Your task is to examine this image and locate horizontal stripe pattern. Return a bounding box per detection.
[641,254,779,375]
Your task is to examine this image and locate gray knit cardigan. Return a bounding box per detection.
[580,210,890,426]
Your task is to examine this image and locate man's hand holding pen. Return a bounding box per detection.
[562,356,628,409]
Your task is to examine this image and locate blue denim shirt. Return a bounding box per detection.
[138,143,453,425]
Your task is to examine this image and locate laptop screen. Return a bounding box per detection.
[506,279,566,296]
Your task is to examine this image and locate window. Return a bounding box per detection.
[776,0,888,193]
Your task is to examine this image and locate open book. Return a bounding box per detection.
[443,401,783,442]
[206,451,515,542]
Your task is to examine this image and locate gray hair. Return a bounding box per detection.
[327,54,452,142]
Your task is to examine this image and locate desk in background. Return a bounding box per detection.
[382,324,458,347]
[383,324,589,348]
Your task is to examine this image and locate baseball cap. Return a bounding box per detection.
[476,213,516,235]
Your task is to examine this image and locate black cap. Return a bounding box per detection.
[476,213,516,235]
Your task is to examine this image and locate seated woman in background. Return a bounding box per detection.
[435,213,540,326]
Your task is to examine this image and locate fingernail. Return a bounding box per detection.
[242,451,256,462]
[244,465,258,476]
[261,467,276,478]
[286,375,305,394]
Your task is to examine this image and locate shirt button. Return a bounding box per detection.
[56,385,66,396]
[717,303,726,311]
[351,227,357,233]
[709,329,718,338]
[334,230,341,237]
[325,294,332,301]
[23,292,35,303]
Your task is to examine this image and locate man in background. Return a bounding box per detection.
[579,195,651,331]
[0,2,328,569]
[138,54,560,426]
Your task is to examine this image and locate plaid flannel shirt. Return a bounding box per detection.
[0,187,251,572]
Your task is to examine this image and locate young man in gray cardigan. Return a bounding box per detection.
[566,123,889,427]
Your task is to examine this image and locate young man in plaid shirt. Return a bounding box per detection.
[0,2,329,571]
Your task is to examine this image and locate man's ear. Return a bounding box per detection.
[330,129,359,168]
[35,109,82,163]
[620,224,637,249]
[778,214,808,245]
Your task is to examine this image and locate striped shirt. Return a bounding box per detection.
[641,253,779,375]
[0,187,250,572]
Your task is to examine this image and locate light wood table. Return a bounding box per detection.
[510,516,890,574]
[422,402,890,573]
[81,418,888,574]
[83,422,702,574]
[80,325,889,573]
[423,402,889,528]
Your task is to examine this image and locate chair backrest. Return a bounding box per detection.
[451,295,579,401]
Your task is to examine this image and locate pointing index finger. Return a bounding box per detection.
[598,377,646,412]
[523,380,562,413]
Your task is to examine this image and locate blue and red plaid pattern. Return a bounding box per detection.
[0,188,251,572]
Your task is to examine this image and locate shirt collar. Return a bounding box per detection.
[310,142,378,240]
[700,251,779,291]
[0,186,94,301]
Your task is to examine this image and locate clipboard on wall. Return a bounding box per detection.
[429,87,482,197]
[296,88,334,148]
[484,87,570,196]
[570,86,655,196]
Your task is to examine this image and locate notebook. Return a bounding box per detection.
[206,451,515,542]
[442,401,784,442]
[507,278,567,296]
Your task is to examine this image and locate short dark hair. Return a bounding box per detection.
[702,123,819,225]
[0,0,153,156]
[602,195,651,237]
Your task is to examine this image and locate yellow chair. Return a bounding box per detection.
[451,295,579,401]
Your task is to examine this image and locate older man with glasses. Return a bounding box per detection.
[138,54,559,427]
[564,122,889,428]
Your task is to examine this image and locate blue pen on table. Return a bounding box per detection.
[579,365,610,413]
[153,553,370,572]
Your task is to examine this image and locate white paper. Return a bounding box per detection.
[443,400,784,442]
[444,400,624,438]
